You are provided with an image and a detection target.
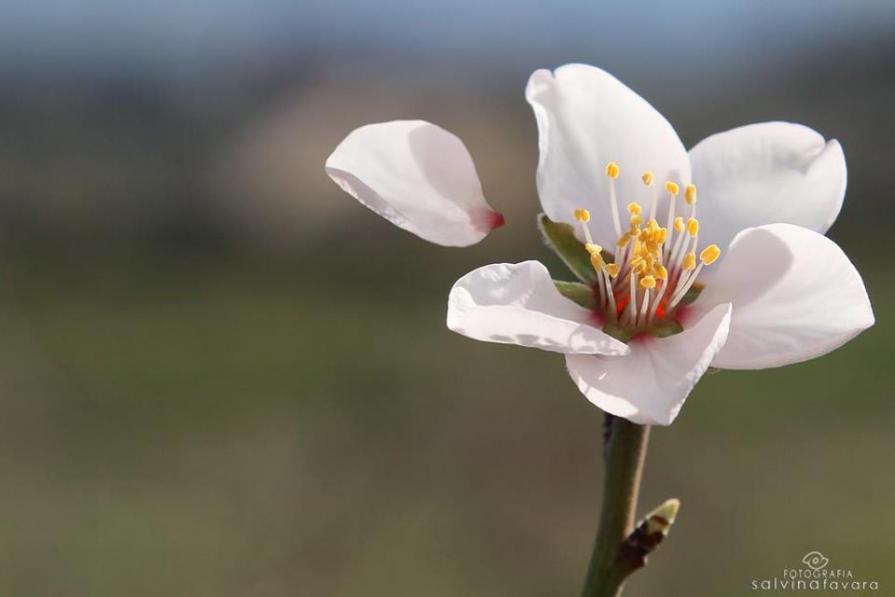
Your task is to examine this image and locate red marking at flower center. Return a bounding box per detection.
[488,211,506,229]
[615,294,629,317]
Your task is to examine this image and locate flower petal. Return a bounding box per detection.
[695,223,874,369]
[525,64,690,248]
[565,303,732,425]
[447,261,629,356]
[325,120,504,247]
[690,122,846,253]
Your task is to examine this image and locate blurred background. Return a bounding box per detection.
[0,1,893,595]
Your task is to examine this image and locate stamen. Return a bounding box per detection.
[601,270,617,318]
[572,169,717,332]
[647,277,665,323]
[685,183,698,220]
[638,286,651,326]
[673,216,684,233]
[638,275,656,325]
[663,181,679,259]
[699,244,721,265]
[574,208,596,246]
[668,245,722,310]
[605,162,623,238]
[595,266,607,306]
[668,217,697,275]
[641,171,659,220]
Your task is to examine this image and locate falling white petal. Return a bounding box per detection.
[325,120,503,247]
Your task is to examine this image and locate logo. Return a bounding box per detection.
[801,551,829,571]
[751,551,880,592]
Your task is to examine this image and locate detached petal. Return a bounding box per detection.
[526,64,690,248]
[690,122,846,253]
[325,120,503,247]
[447,261,629,356]
[565,303,732,426]
[696,224,874,369]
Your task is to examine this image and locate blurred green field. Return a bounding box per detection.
[1,11,894,592]
[0,227,890,596]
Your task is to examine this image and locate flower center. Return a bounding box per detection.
[574,162,720,336]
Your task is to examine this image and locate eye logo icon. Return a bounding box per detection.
[802,551,830,570]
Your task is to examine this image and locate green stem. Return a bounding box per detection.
[580,415,651,597]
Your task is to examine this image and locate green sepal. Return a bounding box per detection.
[602,320,636,344]
[650,319,684,338]
[679,282,704,306]
[537,214,598,285]
[553,280,597,310]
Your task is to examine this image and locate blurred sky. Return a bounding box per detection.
[4,0,895,82]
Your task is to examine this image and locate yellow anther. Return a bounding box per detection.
[700,244,721,265]
[687,217,699,237]
[606,263,620,278]
[685,184,697,204]
[683,251,696,271]
[605,162,620,179]
[584,243,603,256]
[673,216,684,232]
[616,233,631,248]
[655,265,668,280]
[633,260,647,275]
[641,171,654,186]
[640,275,657,289]
[665,181,679,196]
[655,228,668,244]
[630,214,643,226]
[627,202,642,216]
[574,208,591,222]
[646,219,660,234]
[590,252,606,270]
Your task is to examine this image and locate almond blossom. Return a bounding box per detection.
[326,64,874,426]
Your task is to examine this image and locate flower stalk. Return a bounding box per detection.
[581,415,650,597]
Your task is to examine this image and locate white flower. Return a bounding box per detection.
[326,64,874,426]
